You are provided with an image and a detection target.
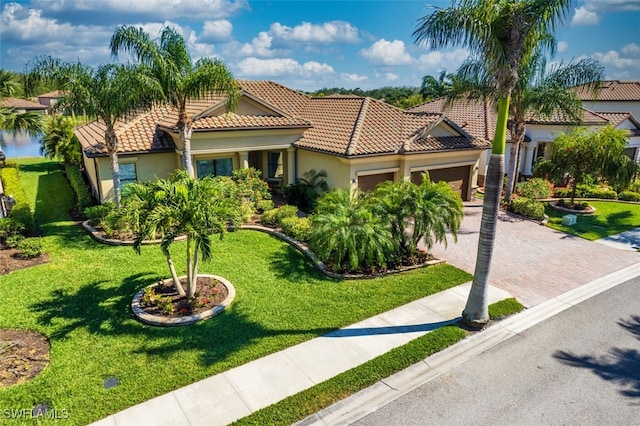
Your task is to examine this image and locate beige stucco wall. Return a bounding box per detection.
[94,152,178,203]
[82,155,99,200]
[297,149,352,189]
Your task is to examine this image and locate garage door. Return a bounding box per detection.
[411,166,470,200]
[358,172,394,192]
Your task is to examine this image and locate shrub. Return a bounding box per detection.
[583,186,617,199]
[231,167,271,203]
[0,217,25,241]
[240,200,255,223]
[618,190,640,202]
[511,197,545,220]
[65,165,93,211]
[5,234,24,248]
[0,166,34,232]
[274,205,299,225]
[516,178,551,200]
[256,199,275,212]
[260,208,279,227]
[83,203,116,226]
[279,216,312,242]
[16,238,45,259]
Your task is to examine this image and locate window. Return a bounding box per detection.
[120,163,137,185]
[267,152,283,178]
[196,158,233,177]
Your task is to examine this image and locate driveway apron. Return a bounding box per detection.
[428,202,640,307]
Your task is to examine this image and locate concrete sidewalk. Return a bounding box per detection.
[91,283,512,426]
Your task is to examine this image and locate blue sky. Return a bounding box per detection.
[1,0,639,92]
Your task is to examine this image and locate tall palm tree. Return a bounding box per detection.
[0,69,44,137]
[125,170,242,298]
[414,0,573,326]
[456,50,603,201]
[110,26,240,177]
[420,69,455,100]
[28,58,163,207]
[40,115,82,165]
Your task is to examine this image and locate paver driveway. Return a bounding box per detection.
[429,202,640,307]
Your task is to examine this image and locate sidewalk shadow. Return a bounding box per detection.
[553,314,640,399]
[324,319,456,338]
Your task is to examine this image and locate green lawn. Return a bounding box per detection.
[545,200,640,240]
[0,160,473,425]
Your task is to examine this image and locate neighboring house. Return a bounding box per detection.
[411,83,640,180]
[75,80,491,203]
[575,80,640,121]
[36,90,65,114]
[1,97,48,114]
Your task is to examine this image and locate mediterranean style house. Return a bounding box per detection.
[410,80,640,181]
[75,80,491,203]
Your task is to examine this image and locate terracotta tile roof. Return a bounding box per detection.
[594,111,635,127]
[525,108,609,125]
[405,135,492,153]
[76,80,484,157]
[1,97,47,110]
[37,90,65,98]
[574,80,640,101]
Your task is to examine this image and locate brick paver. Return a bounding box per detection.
[428,202,640,307]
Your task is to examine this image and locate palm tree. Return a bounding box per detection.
[456,50,604,201]
[372,173,462,257]
[0,69,44,137]
[28,58,163,207]
[414,0,573,326]
[110,26,240,177]
[124,170,242,298]
[40,115,82,165]
[420,70,455,100]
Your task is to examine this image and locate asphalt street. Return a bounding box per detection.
[353,277,640,426]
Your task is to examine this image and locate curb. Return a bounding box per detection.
[298,261,640,425]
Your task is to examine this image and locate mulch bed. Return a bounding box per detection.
[0,248,49,275]
[0,329,50,388]
[139,276,229,318]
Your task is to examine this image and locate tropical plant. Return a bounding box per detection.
[110,25,240,177]
[28,58,163,207]
[123,170,241,298]
[420,70,455,100]
[515,177,551,200]
[284,169,329,212]
[309,189,397,273]
[414,0,573,326]
[0,69,45,137]
[40,115,82,165]
[231,167,271,203]
[536,126,637,205]
[371,173,463,258]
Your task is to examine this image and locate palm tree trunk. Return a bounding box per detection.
[186,236,193,296]
[504,142,519,201]
[166,256,186,297]
[188,247,200,299]
[180,123,195,177]
[463,96,510,327]
[105,125,122,208]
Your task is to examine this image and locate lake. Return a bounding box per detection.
[0,131,44,158]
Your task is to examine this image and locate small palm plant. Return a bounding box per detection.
[309,188,397,273]
[122,170,241,298]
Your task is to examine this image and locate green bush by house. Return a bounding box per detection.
[512,197,545,220]
[65,164,93,211]
[0,166,35,232]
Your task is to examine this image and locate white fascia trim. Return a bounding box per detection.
[356,167,400,177]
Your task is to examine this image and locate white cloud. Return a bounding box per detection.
[579,0,640,13]
[622,43,640,57]
[270,21,359,44]
[384,72,399,82]
[236,57,334,78]
[571,6,599,26]
[360,39,413,66]
[592,49,640,70]
[201,20,233,42]
[557,41,569,53]
[341,73,368,83]
[239,31,276,57]
[416,48,468,72]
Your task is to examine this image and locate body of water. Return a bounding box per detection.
[0,131,44,158]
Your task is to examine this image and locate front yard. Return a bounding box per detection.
[0,160,472,425]
[545,201,640,240]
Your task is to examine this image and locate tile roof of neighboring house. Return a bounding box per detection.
[37,90,65,98]
[1,97,47,110]
[525,108,610,125]
[76,80,488,157]
[574,80,640,101]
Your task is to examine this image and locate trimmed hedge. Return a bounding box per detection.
[0,166,35,232]
[512,197,545,220]
[65,164,93,211]
[516,178,551,200]
[619,190,640,202]
[279,216,312,243]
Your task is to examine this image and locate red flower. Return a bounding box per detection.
[180,307,188,314]
[202,298,209,304]
[212,288,220,295]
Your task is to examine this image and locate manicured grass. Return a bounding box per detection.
[545,200,640,240]
[489,298,525,319]
[0,160,473,425]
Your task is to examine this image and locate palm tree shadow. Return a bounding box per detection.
[269,244,334,283]
[554,314,640,399]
